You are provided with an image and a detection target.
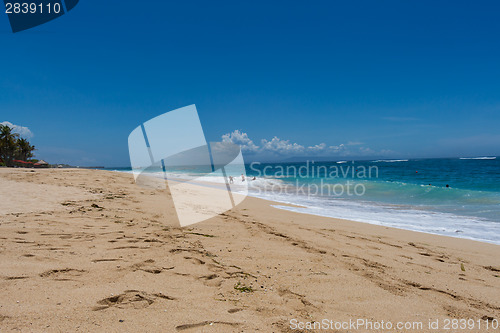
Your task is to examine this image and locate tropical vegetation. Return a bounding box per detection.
[0,124,36,167]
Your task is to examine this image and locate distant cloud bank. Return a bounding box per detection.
[222,130,393,158]
[1,121,34,138]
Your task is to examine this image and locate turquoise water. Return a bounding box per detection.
[108,157,500,244]
[245,157,500,222]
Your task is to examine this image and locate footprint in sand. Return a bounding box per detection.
[39,268,87,281]
[198,274,222,287]
[183,256,205,265]
[129,259,164,274]
[93,290,175,311]
[175,321,240,332]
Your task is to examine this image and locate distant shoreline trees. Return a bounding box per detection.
[0,124,36,167]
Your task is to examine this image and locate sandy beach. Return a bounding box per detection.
[0,168,499,332]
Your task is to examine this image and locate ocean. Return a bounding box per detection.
[107,156,500,245]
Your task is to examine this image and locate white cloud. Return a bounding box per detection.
[1,121,34,138]
[221,130,393,158]
[328,144,346,153]
[307,143,327,152]
[222,130,259,152]
[261,137,305,155]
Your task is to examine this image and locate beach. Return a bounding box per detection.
[0,168,499,332]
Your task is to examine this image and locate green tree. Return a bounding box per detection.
[15,138,35,161]
[0,124,36,167]
[0,124,19,166]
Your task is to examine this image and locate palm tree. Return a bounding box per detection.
[0,124,19,166]
[15,138,36,161]
[0,124,35,167]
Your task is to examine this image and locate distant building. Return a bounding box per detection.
[34,160,50,168]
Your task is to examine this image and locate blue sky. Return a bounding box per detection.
[1,1,499,166]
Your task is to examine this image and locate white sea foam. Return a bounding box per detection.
[114,168,500,245]
[372,159,409,163]
[459,157,497,160]
[125,169,285,190]
[246,188,500,245]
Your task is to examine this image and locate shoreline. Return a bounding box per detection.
[269,203,500,247]
[1,168,499,331]
[112,167,500,246]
